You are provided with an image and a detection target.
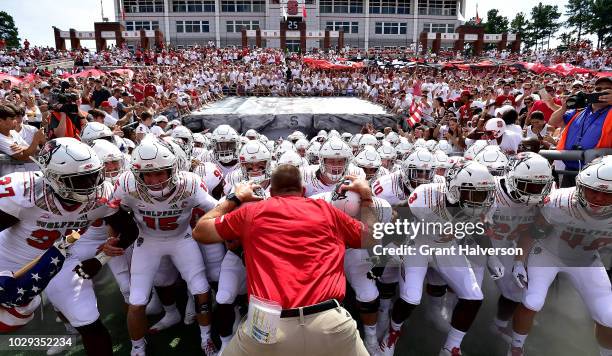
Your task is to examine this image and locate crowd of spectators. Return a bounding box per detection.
[0,44,611,180]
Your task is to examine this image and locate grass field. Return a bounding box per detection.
[9,267,601,356]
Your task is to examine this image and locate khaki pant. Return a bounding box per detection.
[222,305,369,356]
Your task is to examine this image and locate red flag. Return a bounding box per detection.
[406,100,422,128]
[475,4,481,24]
[302,0,307,18]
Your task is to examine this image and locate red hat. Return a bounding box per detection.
[100,101,112,108]
[461,90,473,98]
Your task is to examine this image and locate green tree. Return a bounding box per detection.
[484,9,509,34]
[0,11,20,48]
[585,0,612,49]
[528,3,562,49]
[557,32,573,49]
[510,12,532,50]
[565,0,591,41]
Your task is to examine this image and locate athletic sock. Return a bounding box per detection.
[511,331,528,349]
[600,346,612,356]
[390,320,403,332]
[443,327,466,350]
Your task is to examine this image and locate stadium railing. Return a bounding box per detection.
[539,148,612,176]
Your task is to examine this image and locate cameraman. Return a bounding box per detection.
[549,77,612,184]
[48,91,88,140]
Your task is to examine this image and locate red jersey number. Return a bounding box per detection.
[28,229,61,250]
[142,216,179,231]
[0,176,15,198]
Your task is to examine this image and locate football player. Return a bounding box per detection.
[379,161,493,356]
[0,138,126,355]
[106,138,219,356]
[509,157,612,356]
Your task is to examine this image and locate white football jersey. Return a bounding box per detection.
[192,161,223,192]
[216,161,240,179]
[302,164,365,197]
[112,171,218,239]
[223,169,244,196]
[538,187,612,265]
[310,192,393,223]
[0,172,116,271]
[372,171,445,207]
[490,177,536,247]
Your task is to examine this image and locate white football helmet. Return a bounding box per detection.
[576,157,612,217]
[432,150,451,176]
[485,118,506,139]
[425,140,438,152]
[464,140,489,160]
[375,132,385,141]
[193,133,208,149]
[400,148,436,192]
[245,129,259,140]
[328,129,340,138]
[359,134,378,150]
[81,122,113,145]
[211,124,240,164]
[447,161,496,214]
[474,146,508,176]
[341,132,353,143]
[287,130,306,143]
[124,138,136,151]
[278,150,305,168]
[354,148,382,181]
[414,138,427,148]
[34,138,105,203]
[274,140,296,160]
[435,140,453,155]
[171,126,194,157]
[505,152,554,205]
[294,138,310,157]
[318,138,353,183]
[306,141,321,165]
[377,145,397,170]
[239,140,272,184]
[317,129,328,138]
[131,139,178,199]
[330,180,362,218]
[385,131,400,146]
[349,134,362,154]
[395,140,414,161]
[91,139,125,183]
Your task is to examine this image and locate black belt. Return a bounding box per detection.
[280,299,340,318]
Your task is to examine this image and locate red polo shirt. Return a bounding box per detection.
[214,195,363,309]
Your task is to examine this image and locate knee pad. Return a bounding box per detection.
[216,290,237,305]
[592,295,612,328]
[523,291,546,312]
[377,281,397,300]
[455,298,482,315]
[358,298,380,314]
[426,283,447,298]
[196,297,213,315]
[75,319,108,337]
[391,298,417,323]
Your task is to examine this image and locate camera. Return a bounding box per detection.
[566,91,588,110]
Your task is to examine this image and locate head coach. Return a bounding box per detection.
[193,164,378,356]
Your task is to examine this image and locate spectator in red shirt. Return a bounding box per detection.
[528,83,562,122]
[495,82,515,107]
[458,90,474,126]
[193,165,376,356]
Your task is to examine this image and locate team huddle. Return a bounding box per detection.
[0,121,611,356]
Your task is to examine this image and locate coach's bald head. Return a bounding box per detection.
[270,164,304,197]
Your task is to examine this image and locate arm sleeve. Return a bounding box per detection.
[213,205,249,241]
[330,205,364,249]
[104,209,139,249]
[194,176,219,211]
[563,109,576,125]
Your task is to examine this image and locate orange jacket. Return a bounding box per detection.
[556,107,612,150]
